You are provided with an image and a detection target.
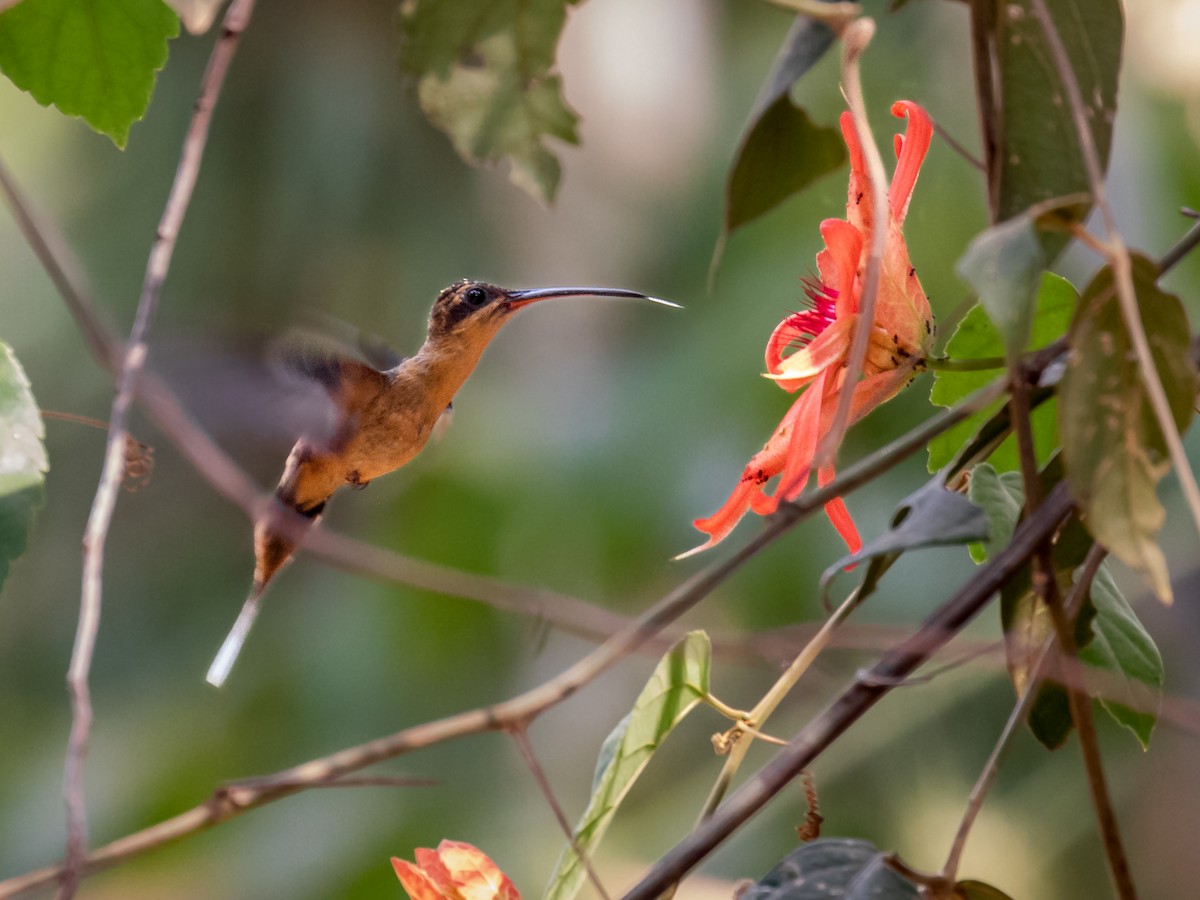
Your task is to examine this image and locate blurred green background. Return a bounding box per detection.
[3,0,1200,897]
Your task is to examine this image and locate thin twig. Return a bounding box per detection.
[509,728,612,900]
[60,4,256,897]
[941,544,1106,882]
[0,373,1012,898]
[932,118,985,172]
[815,17,887,469]
[620,483,1075,900]
[696,587,862,823]
[1028,0,1200,554]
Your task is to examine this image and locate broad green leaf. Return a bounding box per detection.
[976,0,1122,257]
[724,96,844,235]
[966,463,1024,563]
[0,341,48,592]
[544,631,710,900]
[821,477,989,607]
[740,839,919,900]
[955,880,1016,900]
[928,272,1076,472]
[717,12,844,254]
[956,214,1045,359]
[996,457,1097,749]
[397,0,579,206]
[0,0,179,148]
[1078,563,1163,748]
[1060,254,1197,603]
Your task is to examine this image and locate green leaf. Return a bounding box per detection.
[1060,254,1197,603]
[978,0,1122,257]
[724,96,845,235]
[740,839,919,899]
[966,463,1024,563]
[928,272,1076,472]
[0,341,48,592]
[0,0,179,148]
[718,13,844,248]
[397,0,580,206]
[821,478,989,606]
[1078,564,1163,748]
[544,631,711,900]
[956,215,1045,359]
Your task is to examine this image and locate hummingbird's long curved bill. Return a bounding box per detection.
[504,287,682,311]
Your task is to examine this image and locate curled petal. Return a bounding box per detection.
[888,100,933,225]
[767,314,856,389]
[815,219,863,317]
[765,306,834,376]
[679,479,762,559]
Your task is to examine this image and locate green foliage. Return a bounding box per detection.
[955,214,1045,360]
[397,0,580,206]
[979,0,1122,256]
[1077,564,1163,749]
[0,341,48,592]
[719,15,844,247]
[0,0,179,147]
[928,272,1076,472]
[1060,254,1197,603]
[724,97,844,236]
[965,463,1023,564]
[977,463,1162,748]
[544,631,710,900]
[821,477,989,606]
[740,839,919,899]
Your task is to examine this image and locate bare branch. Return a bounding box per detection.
[620,483,1075,900]
[60,3,257,897]
[1028,0,1200,555]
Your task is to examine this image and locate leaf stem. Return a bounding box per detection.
[926,355,1007,372]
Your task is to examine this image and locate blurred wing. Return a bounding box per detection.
[431,402,454,442]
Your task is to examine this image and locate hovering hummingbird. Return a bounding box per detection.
[206,280,679,686]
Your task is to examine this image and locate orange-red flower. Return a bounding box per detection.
[393,840,520,900]
[683,100,936,558]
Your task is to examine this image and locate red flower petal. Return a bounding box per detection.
[393,858,454,900]
[888,100,933,226]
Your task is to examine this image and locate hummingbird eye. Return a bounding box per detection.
[464,286,487,306]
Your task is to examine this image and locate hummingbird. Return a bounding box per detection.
[206,279,679,686]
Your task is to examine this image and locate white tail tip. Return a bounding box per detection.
[206,593,263,687]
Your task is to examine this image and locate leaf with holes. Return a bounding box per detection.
[397,0,580,206]
[975,0,1121,257]
[0,342,48,593]
[740,838,919,899]
[929,272,1075,472]
[1060,254,1197,603]
[544,631,710,900]
[0,0,179,147]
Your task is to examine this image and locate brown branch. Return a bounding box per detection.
[1028,0,1200,549]
[59,3,257,898]
[941,544,1107,882]
[620,482,1075,900]
[509,728,612,900]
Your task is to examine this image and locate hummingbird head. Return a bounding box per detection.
[428,280,679,341]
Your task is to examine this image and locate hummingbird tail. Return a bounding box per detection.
[206,585,265,687]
